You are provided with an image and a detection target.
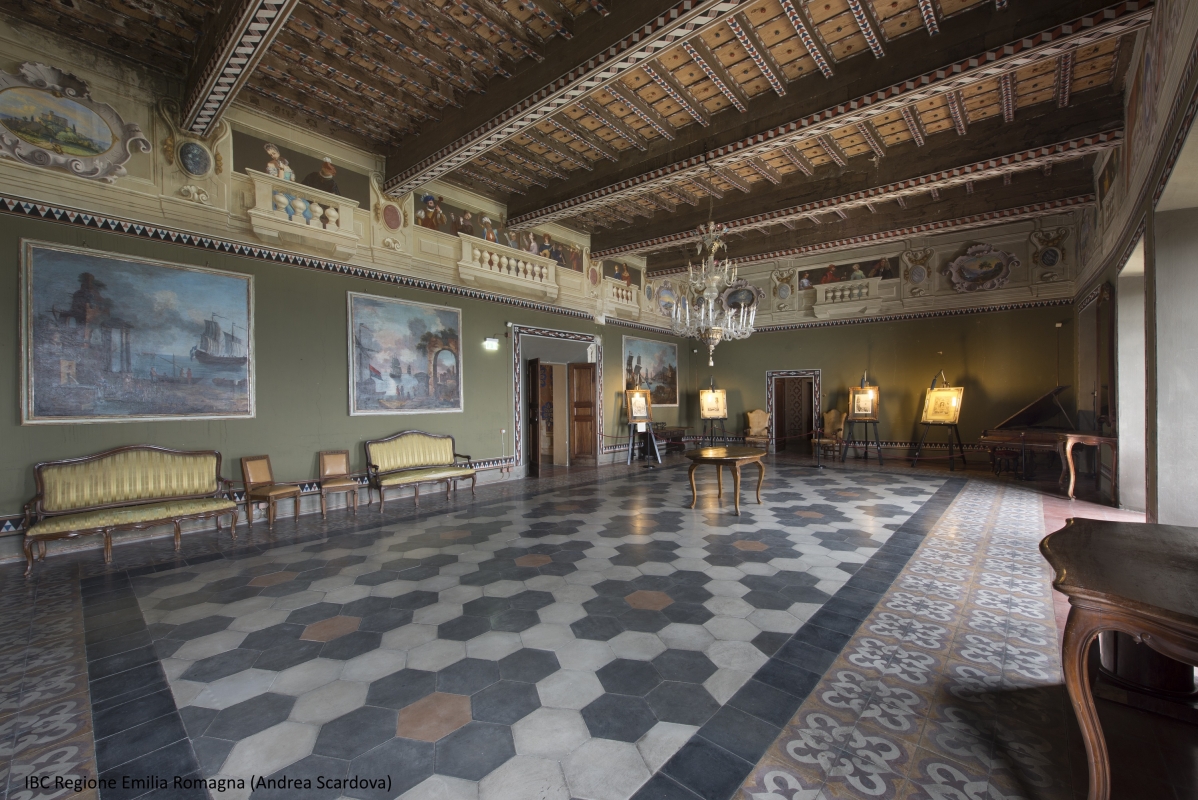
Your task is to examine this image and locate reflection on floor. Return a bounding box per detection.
[0,454,1193,800]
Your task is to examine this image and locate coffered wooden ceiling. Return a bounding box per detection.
[4,0,1151,271]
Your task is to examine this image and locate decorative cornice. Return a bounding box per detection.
[508,1,1151,227]
[755,297,1073,332]
[603,316,673,333]
[182,0,300,136]
[0,195,594,320]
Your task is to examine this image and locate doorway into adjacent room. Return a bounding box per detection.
[766,370,821,455]
[1116,238,1146,510]
[517,331,599,478]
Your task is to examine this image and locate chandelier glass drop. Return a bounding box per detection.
[670,221,763,366]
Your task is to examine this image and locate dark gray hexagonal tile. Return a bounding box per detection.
[349,738,434,799]
[354,570,399,587]
[251,754,347,800]
[652,650,718,683]
[463,597,510,618]
[618,609,670,633]
[340,597,392,618]
[470,680,540,724]
[741,590,792,611]
[437,658,499,695]
[438,616,492,641]
[180,649,259,682]
[313,706,399,760]
[593,580,638,597]
[596,659,661,696]
[240,623,304,651]
[581,694,657,742]
[497,649,559,683]
[167,616,235,641]
[434,722,515,780]
[359,609,414,633]
[509,591,554,610]
[570,616,624,641]
[321,631,382,661]
[366,669,436,709]
[205,693,296,740]
[646,682,719,726]
[666,585,713,604]
[582,596,629,616]
[662,603,714,625]
[490,609,540,633]
[255,640,324,671]
[391,591,440,610]
[285,603,343,626]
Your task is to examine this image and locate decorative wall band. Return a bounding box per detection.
[384,0,749,195]
[755,297,1073,332]
[602,316,674,333]
[0,195,595,321]
[593,132,1116,257]
[644,194,1094,273]
[507,1,1150,227]
[183,0,301,136]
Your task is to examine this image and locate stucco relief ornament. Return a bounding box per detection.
[901,247,934,297]
[944,244,1018,293]
[770,267,797,311]
[1030,227,1069,268]
[0,62,150,182]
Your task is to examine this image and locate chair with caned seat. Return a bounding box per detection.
[318,450,359,519]
[241,455,301,529]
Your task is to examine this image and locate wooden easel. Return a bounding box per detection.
[626,423,662,465]
[911,422,967,470]
[841,419,883,465]
[701,418,726,446]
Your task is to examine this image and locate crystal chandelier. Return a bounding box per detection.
[671,221,763,366]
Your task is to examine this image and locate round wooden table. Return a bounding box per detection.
[684,446,766,515]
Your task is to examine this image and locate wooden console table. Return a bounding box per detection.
[685,446,765,515]
[1058,433,1118,502]
[1040,519,1198,800]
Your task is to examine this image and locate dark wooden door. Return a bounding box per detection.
[568,362,597,463]
[527,359,541,477]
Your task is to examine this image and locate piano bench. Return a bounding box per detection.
[993,448,1021,476]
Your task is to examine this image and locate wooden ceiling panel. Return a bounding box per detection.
[827,31,870,60]
[937,0,985,16]
[874,4,923,40]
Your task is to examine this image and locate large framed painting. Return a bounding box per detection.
[623,336,678,407]
[348,292,463,415]
[20,240,254,424]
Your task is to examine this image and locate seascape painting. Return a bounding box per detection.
[21,241,254,424]
[623,336,678,407]
[348,293,463,415]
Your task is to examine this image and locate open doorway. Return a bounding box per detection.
[766,370,821,455]
[517,331,599,478]
[1116,238,1145,510]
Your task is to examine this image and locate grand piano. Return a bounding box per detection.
[979,385,1074,478]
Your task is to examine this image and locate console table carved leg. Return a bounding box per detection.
[717,466,723,497]
[1065,440,1078,499]
[755,462,765,504]
[688,463,699,509]
[732,465,741,515]
[1061,605,1110,800]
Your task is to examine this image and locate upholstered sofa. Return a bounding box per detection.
[364,431,475,511]
[23,445,238,576]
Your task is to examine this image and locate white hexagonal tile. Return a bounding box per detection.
[704,596,755,618]
[381,623,438,651]
[520,623,575,651]
[340,648,406,682]
[525,575,566,592]
[704,580,750,598]
[466,631,524,661]
[703,616,761,642]
[271,658,344,696]
[737,562,778,576]
[637,721,697,773]
[555,639,615,672]
[608,631,666,661]
[407,639,466,671]
[228,607,291,633]
[551,584,597,604]
[399,775,479,800]
[658,623,714,651]
[564,739,649,800]
[479,756,568,800]
[221,721,318,779]
[413,602,464,626]
[512,708,590,759]
[171,630,248,661]
[537,602,586,625]
[704,668,753,705]
[747,609,802,634]
[191,668,279,710]
[483,580,526,598]
[290,679,369,725]
[705,640,769,673]
[439,584,484,604]
[536,670,604,710]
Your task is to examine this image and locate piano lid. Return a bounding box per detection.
[992,385,1075,430]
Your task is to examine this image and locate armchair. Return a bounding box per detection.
[744,409,771,449]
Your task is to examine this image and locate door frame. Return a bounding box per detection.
[765,370,822,454]
[512,326,603,469]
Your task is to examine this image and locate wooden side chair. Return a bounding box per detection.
[814,408,843,459]
[744,409,771,449]
[318,450,359,519]
[241,455,301,529]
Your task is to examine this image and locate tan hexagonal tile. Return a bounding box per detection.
[248,571,299,587]
[732,540,769,552]
[624,590,673,611]
[439,530,471,540]
[793,510,825,518]
[515,554,553,567]
[300,615,361,642]
[396,692,472,742]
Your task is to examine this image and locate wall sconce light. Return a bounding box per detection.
[483,337,500,351]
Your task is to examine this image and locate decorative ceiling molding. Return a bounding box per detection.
[182,0,300,136]
[505,1,1150,228]
[593,131,1120,256]
[645,194,1094,272]
[383,0,751,195]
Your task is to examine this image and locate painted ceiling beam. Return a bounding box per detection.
[606,82,677,141]
[383,0,737,194]
[495,145,571,181]
[747,156,783,184]
[818,135,848,168]
[514,0,574,40]
[711,165,752,193]
[646,191,1094,272]
[456,165,527,194]
[662,183,702,205]
[846,0,884,59]
[580,99,649,151]
[618,199,654,218]
[548,115,620,161]
[946,90,969,135]
[506,1,1148,227]
[728,12,786,97]
[856,120,887,159]
[999,72,1016,123]
[778,0,833,79]
[1056,49,1075,107]
[476,154,549,187]
[642,60,711,127]
[691,176,724,199]
[450,0,542,63]
[783,146,815,176]
[641,192,677,212]
[916,0,940,36]
[900,104,926,147]
[522,128,593,170]
[384,0,511,78]
[182,0,300,136]
[682,37,749,113]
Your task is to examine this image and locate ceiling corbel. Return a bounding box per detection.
[523,128,593,170]
[457,165,526,194]
[916,0,939,35]
[691,176,724,198]
[999,71,1016,122]
[1056,49,1074,107]
[182,0,300,136]
[495,145,571,181]
[476,154,548,187]
[514,0,573,39]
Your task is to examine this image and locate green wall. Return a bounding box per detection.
[0,216,692,516]
[694,306,1076,446]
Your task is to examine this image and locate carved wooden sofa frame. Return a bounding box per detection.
[364,431,476,511]
[23,445,238,576]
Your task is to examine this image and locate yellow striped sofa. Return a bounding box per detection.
[364,431,475,511]
[23,445,237,576]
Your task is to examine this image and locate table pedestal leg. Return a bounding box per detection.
[756,461,765,504]
[717,466,723,498]
[732,465,741,515]
[1062,605,1110,800]
[688,463,699,509]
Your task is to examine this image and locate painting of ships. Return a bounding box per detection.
[191,314,248,368]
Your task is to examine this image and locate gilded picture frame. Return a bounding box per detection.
[847,386,880,422]
[921,386,964,425]
[625,389,653,424]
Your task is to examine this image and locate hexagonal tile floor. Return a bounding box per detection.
[126,462,948,799]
